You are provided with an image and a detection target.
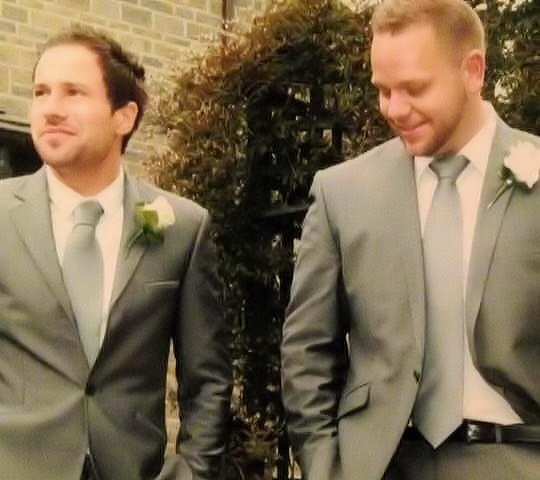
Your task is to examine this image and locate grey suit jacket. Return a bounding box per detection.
[281,118,540,480]
[0,168,231,480]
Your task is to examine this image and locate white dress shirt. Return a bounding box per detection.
[414,103,522,425]
[47,167,124,344]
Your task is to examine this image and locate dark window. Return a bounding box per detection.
[0,124,41,179]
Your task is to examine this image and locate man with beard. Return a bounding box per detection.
[281,1,540,479]
[0,27,231,480]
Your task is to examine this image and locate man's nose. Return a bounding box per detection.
[39,93,67,120]
[385,92,411,121]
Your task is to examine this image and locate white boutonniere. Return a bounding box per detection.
[127,196,175,251]
[488,141,540,209]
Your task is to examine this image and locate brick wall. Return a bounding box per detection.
[0,0,267,172]
[0,0,267,456]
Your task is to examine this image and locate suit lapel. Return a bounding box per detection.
[401,162,426,355]
[465,119,515,359]
[10,168,74,319]
[109,174,149,311]
[9,168,90,381]
[387,141,426,353]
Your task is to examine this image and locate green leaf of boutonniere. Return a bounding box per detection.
[126,196,175,252]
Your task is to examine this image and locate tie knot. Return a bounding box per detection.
[73,201,103,227]
[430,155,469,182]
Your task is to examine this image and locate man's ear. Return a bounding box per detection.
[114,101,138,136]
[462,49,486,95]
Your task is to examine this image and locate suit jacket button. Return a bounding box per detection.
[414,370,421,383]
[85,383,96,396]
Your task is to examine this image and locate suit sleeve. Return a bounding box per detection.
[173,210,232,479]
[281,172,349,477]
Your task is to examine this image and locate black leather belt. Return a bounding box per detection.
[403,421,540,444]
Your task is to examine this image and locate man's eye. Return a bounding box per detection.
[407,85,426,96]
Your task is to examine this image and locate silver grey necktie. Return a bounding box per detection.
[414,155,469,447]
[63,201,104,367]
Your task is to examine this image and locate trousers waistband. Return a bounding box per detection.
[403,421,540,444]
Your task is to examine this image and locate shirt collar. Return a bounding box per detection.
[46,166,125,218]
[414,102,497,182]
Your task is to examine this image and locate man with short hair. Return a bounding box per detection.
[0,27,231,480]
[281,1,540,479]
